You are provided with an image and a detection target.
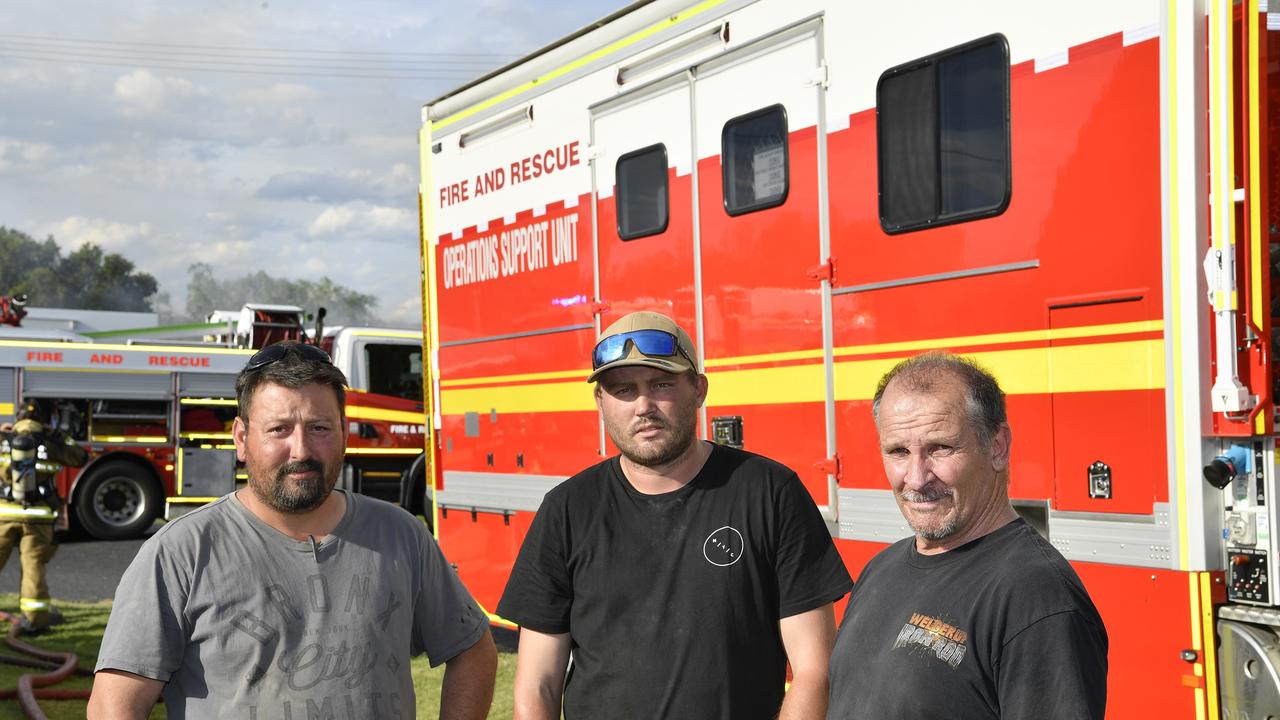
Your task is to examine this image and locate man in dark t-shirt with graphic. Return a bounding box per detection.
[826,352,1108,719]
[498,311,852,720]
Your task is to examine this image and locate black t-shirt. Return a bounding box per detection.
[498,443,853,720]
[827,518,1109,720]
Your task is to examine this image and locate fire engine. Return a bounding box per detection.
[417,0,1280,715]
[0,302,428,540]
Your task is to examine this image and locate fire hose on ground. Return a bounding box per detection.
[0,610,92,720]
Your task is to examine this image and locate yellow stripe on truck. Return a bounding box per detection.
[440,338,1166,415]
[431,0,731,131]
[345,405,426,424]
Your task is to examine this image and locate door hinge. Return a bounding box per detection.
[590,300,611,316]
[806,257,836,285]
[814,454,842,480]
[804,61,830,89]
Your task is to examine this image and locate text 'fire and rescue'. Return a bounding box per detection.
[439,141,581,208]
[25,351,212,367]
[442,215,578,290]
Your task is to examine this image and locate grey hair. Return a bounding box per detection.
[236,344,348,420]
[871,351,1007,448]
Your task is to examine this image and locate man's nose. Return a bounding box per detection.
[287,428,311,460]
[902,452,933,488]
[636,389,666,417]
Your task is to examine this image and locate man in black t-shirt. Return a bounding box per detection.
[498,311,852,720]
[826,352,1108,719]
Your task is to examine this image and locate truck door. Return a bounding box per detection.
[591,23,835,510]
[591,76,699,451]
[692,21,836,515]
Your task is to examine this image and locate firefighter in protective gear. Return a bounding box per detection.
[0,402,87,633]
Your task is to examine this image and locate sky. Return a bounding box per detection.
[0,0,608,327]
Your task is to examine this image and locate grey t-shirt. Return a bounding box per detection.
[96,490,487,719]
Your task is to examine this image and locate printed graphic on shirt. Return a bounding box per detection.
[893,612,968,669]
[702,526,744,567]
[230,572,404,717]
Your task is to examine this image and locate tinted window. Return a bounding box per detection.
[365,343,423,402]
[878,35,1010,233]
[722,104,789,215]
[616,144,669,240]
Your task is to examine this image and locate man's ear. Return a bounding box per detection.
[232,416,248,462]
[695,373,709,408]
[989,424,1012,473]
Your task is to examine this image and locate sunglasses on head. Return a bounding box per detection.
[244,342,331,372]
[591,329,691,370]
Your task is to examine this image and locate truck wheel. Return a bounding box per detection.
[75,461,161,540]
[401,455,432,532]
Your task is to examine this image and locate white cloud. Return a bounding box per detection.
[385,294,423,327]
[308,206,359,236]
[46,216,153,253]
[0,139,55,171]
[367,205,412,231]
[112,70,197,113]
[238,82,321,106]
[308,203,413,237]
[0,64,54,88]
[206,239,255,264]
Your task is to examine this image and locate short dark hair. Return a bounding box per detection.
[872,351,1007,447]
[236,343,348,420]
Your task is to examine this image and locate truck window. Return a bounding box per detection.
[722,104,789,216]
[90,399,169,442]
[877,34,1010,234]
[364,343,423,402]
[616,143,669,240]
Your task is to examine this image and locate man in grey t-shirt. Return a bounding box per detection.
[88,342,496,719]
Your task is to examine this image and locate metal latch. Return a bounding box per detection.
[1087,460,1112,499]
[805,257,836,285]
[590,300,611,316]
[804,61,830,89]
[814,454,842,481]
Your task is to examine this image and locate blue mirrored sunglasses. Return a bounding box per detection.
[592,329,690,370]
[244,342,332,372]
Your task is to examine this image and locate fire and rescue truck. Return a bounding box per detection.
[416,0,1280,715]
[0,302,428,540]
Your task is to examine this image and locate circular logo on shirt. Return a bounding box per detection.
[702,526,744,567]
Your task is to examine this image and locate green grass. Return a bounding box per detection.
[0,594,517,719]
[414,646,518,719]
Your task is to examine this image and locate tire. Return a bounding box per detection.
[401,455,432,532]
[74,461,161,540]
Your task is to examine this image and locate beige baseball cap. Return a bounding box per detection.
[587,311,699,383]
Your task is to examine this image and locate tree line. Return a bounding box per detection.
[0,226,378,326]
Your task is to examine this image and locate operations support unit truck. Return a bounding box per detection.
[417,0,1280,716]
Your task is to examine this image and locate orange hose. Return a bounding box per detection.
[0,610,90,719]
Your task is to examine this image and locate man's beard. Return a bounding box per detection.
[250,458,335,513]
[609,411,698,468]
[898,487,958,541]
